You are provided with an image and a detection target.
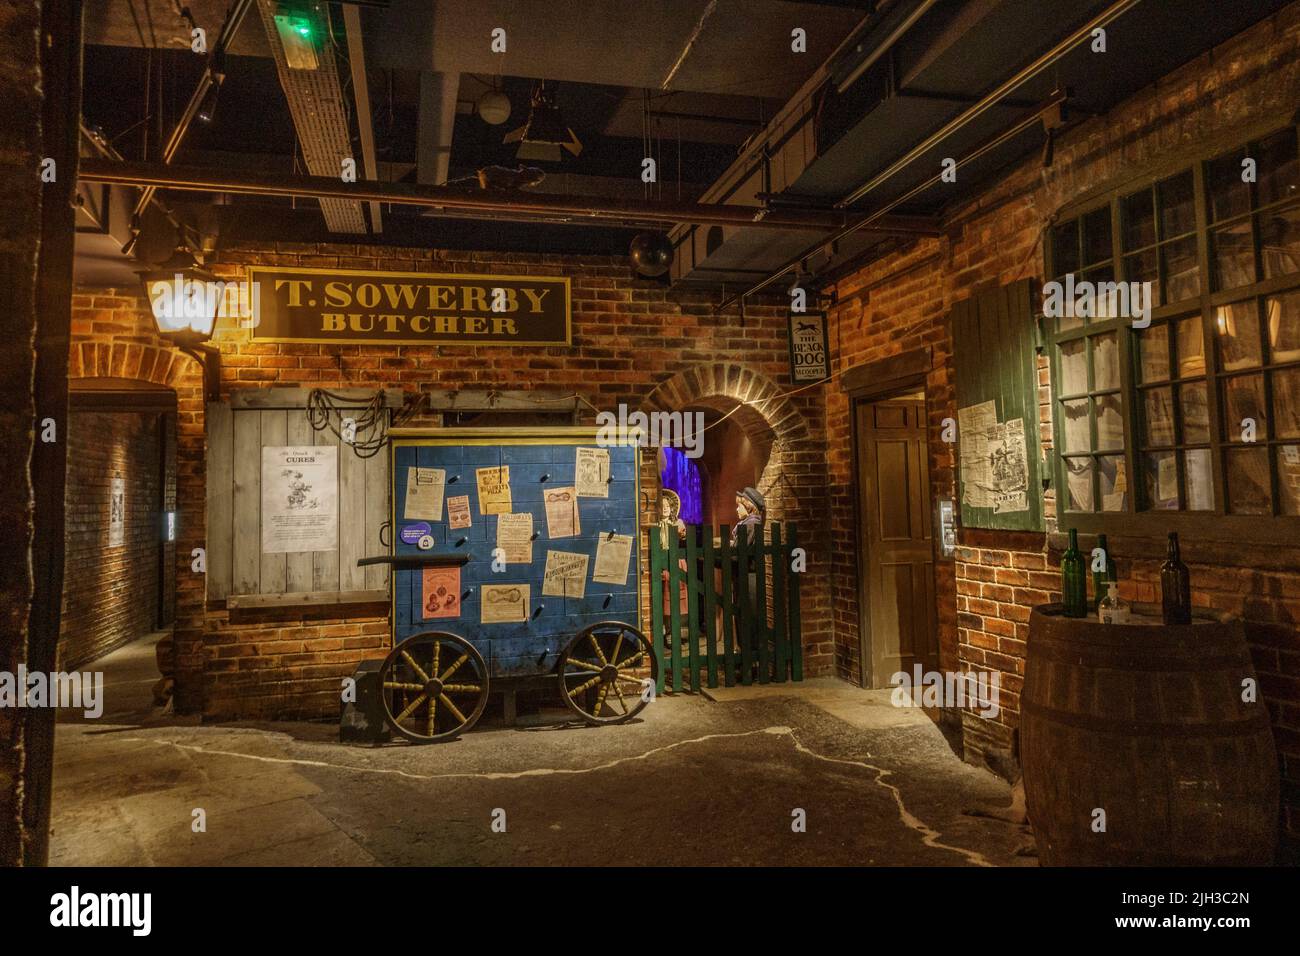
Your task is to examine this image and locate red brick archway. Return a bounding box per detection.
[641,362,833,675]
[68,291,208,713]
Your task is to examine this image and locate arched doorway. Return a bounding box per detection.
[62,378,178,672]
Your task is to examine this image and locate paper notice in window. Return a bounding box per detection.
[592,533,633,585]
[542,550,589,599]
[575,447,610,498]
[1157,455,1179,503]
[544,486,580,538]
[421,566,461,620]
[476,466,511,514]
[404,466,446,521]
[481,583,529,624]
[496,511,533,565]
[447,495,472,530]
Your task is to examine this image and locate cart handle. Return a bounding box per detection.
[355,554,472,568]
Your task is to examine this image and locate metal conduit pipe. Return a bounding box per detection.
[715,88,1067,312]
[78,159,942,235]
[716,0,1144,313]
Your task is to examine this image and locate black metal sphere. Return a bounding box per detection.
[629,232,673,277]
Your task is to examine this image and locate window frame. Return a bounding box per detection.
[1045,112,1300,545]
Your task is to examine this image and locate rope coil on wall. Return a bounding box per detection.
[305,387,429,458]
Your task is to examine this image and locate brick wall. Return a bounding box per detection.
[71,246,832,719]
[825,4,1300,834]
[59,409,164,668]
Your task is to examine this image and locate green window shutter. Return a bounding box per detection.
[952,279,1044,531]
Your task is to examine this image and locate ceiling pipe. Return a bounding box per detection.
[715,88,1067,312]
[126,0,257,246]
[835,0,941,95]
[78,159,942,235]
[343,2,382,232]
[716,0,1143,312]
[836,0,1143,208]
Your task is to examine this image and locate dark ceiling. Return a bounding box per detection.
[75,0,1297,289]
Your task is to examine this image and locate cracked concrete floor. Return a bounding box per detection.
[50,636,1036,866]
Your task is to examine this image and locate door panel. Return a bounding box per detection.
[856,398,939,687]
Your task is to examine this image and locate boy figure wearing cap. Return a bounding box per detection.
[730,486,765,547]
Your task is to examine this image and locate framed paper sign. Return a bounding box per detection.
[788,310,830,384]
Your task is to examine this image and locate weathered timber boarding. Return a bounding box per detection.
[205,395,390,603]
[952,279,1044,531]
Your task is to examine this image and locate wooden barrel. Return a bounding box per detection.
[1022,604,1279,866]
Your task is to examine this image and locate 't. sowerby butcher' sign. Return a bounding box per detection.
[246,266,571,347]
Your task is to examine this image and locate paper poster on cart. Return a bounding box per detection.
[592,533,633,585]
[476,466,512,514]
[542,550,589,598]
[261,446,338,553]
[447,495,472,529]
[496,512,533,564]
[421,566,461,620]
[481,583,529,623]
[404,466,446,521]
[108,475,125,548]
[575,447,609,498]
[544,486,580,538]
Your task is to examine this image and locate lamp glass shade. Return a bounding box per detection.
[142,259,220,342]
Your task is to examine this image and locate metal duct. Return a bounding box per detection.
[255,0,367,233]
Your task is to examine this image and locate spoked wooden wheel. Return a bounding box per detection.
[379,632,489,743]
[558,622,658,725]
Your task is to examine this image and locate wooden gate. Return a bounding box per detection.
[648,522,804,692]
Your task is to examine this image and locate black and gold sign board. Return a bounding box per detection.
[246,267,571,346]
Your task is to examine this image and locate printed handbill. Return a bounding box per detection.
[476,465,512,514]
[575,447,610,498]
[481,583,529,623]
[496,511,533,564]
[543,486,580,538]
[260,446,338,553]
[592,532,633,585]
[542,550,589,598]
[404,466,446,521]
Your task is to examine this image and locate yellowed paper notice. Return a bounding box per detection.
[543,486,580,538]
[496,512,533,565]
[542,550,589,598]
[404,466,446,521]
[481,583,529,623]
[575,447,610,498]
[447,495,472,529]
[592,532,633,585]
[476,466,512,514]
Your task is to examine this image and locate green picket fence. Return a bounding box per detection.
[648,521,804,693]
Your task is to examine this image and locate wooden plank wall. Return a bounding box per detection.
[206,402,389,601]
[952,279,1044,531]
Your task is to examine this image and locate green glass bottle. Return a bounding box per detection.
[1061,528,1088,618]
[1093,533,1117,611]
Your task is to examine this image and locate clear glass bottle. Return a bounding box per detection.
[1098,581,1130,625]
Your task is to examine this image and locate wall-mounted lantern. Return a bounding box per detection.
[139,248,221,402]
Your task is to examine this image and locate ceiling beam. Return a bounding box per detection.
[78,158,941,235]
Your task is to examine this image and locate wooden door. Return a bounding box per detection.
[855,398,938,687]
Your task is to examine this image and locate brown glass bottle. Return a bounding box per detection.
[1160,532,1192,625]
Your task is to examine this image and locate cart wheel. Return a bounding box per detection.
[558,621,658,726]
[379,632,489,743]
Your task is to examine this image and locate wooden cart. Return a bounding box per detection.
[372,426,656,743]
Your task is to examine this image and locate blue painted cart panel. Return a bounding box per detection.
[389,429,640,678]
